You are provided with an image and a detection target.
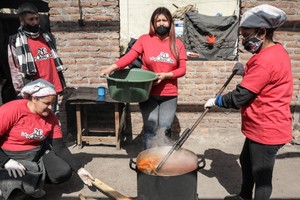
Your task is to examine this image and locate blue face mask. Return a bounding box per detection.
[242,36,263,54]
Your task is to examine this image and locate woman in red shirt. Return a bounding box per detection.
[0,79,93,199]
[100,7,187,149]
[204,4,292,200]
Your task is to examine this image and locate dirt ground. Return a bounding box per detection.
[0,121,299,200]
[36,129,300,200]
[1,84,300,200]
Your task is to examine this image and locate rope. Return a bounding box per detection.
[172,4,198,19]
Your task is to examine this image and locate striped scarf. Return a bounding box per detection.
[15,26,64,76]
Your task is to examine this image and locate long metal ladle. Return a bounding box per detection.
[155,67,239,172]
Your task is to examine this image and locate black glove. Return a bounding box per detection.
[232,62,244,76]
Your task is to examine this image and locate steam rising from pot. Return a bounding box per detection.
[146,128,173,149]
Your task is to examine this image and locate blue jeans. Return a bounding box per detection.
[139,96,177,149]
[239,138,283,200]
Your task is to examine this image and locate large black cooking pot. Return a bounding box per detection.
[129,146,205,200]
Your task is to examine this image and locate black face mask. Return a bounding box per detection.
[156,26,170,36]
[24,24,40,33]
[242,36,263,54]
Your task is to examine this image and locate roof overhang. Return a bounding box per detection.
[0,0,49,12]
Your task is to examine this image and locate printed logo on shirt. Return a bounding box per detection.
[21,128,45,140]
[150,52,174,63]
[34,47,53,61]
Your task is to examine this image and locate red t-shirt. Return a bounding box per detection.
[115,34,187,96]
[28,36,63,93]
[240,43,293,145]
[0,99,62,151]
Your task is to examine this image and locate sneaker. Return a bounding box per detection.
[30,189,46,198]
[224,194,248,200]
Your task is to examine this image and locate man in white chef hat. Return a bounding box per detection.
[204,4,293,200]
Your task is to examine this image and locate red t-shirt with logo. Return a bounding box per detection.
[240,43,293,145]
[0,99,62,151]
[28,36,63,93]
[115,34,187,96]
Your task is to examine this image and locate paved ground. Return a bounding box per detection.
[37,129,300,200]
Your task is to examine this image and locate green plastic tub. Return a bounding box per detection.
[106,68,157,102]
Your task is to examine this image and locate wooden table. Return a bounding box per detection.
[67,87,125,149]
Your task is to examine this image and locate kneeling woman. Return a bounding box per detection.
[0,79,93,199]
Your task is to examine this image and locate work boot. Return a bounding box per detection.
[224,194,251,200]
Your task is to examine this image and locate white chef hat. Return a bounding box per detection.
[240,4,287,29]
[20,79,56,99]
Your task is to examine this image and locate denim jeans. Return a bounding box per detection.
[239,138,283,200]
[139,96,177,149]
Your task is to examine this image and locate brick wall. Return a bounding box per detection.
[49,0,300,139]
[48,0,120,87]
[48,0,121,138]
